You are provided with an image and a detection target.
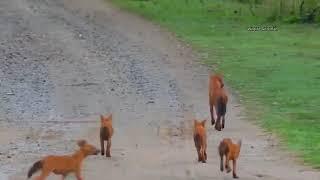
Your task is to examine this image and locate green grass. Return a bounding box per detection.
[110,0,320,168]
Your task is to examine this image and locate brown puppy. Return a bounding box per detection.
[209,74,228,131]
[27,140,100,180]
[193,119,207,163]
[100,114,114,157]
[219,138,242,178]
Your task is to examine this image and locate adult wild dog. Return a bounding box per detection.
[209,74,228,131]
[218,138,242,179]
[27,140,99,180]
[193,119,207,163]
[100,114,114,157]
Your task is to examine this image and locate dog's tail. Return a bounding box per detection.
[27,160,43,178]
[217,96,227,117]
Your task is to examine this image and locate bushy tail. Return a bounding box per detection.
[217,96,227,117]
[27,160,43,178]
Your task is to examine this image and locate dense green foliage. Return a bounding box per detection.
[234,0,320,23]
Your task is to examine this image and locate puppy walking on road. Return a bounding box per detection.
[209,74,228,131]
[193,119,207,163]
[100,114,114,157]
[219,138,242,178]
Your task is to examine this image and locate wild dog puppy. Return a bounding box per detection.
[193,119,207,163]
[218,138,242,179]
[209,74,228,131]
[27,140,100,180]
[100,114,114,157]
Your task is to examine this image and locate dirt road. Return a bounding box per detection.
[0,0,319,179]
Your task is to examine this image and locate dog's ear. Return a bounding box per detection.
[201,119,207,127]
[100,115,105,123]
[238,139,242,148]
[107,114,112,121]
[193,119,197,126]
[77,140,87,147]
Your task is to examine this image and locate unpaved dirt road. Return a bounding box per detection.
[0,0,319,179]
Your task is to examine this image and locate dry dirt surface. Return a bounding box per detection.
[0,0,319,180]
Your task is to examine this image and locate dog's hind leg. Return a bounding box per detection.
[232,160,239,178]
[220,154,224,172]
[225,155,232,173]
[36,170,50,180]
[222,116,225,129]
[75,169,83,180]
[215,115,222,131]
[210,103,215,125]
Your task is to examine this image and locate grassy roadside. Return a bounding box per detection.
[110,0,320,168]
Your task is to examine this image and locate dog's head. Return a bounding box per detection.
[77,140,100,156]
[100,113,112,127]
[194,119,206,128]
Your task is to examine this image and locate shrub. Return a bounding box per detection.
[234,0,320,23]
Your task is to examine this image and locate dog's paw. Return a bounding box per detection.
[226,168,232,173]
[211,120,215,125]
[220,166,224,172]
[233,174,239,179]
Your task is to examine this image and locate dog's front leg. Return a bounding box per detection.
[220,155,224,172]
[106,138,112,157]
[232,160,239,178]
[100,138,105,156]
[225,155,232,173]
[75,170,83,180]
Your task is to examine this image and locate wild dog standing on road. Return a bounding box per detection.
[209,74,228,131]
[218,138,242,179]
[193,119,207,163]
[27,140,100,180]
[100,114,114,157]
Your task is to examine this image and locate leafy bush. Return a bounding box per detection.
[234,0,320,23]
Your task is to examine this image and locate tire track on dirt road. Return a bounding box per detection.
[0,0,319,179]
